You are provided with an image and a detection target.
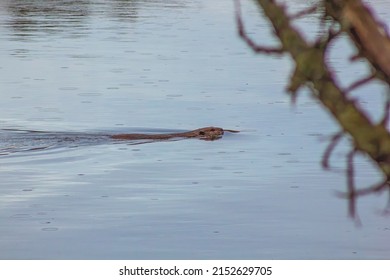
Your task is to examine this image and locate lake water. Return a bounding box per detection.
[0,0,390,259]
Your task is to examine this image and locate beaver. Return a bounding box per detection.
[111,126,239,141]
[0,127,239,155]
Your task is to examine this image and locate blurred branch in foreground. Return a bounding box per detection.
[235,0,390,219]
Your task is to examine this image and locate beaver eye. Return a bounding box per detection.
[199,131,205,135]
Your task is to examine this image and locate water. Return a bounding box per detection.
[0,0,390,259]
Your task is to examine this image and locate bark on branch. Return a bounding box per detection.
[325,0,390,82]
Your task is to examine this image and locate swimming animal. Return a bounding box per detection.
[0,127,239,156]
[111,126,239,141]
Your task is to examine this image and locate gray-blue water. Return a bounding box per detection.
[0,0,390,259]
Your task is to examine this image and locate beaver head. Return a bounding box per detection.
[191,127,224,141]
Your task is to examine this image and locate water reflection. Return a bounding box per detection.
[108,0,139,21]
[2,0,91,38]
[0,0,190,39]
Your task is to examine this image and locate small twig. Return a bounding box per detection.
[346,148,358,219]
[315,22,342,50]
[290,5,318,20]
[345,179,390,197]
[350,53,363,62]
[326,27,342,44]
[321,131,344,169]
[316,3,343,49]
[336,178,390,219]
[343,74,376,93]
[234,0,284,54]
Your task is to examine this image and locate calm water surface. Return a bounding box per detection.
[0,0,390,259]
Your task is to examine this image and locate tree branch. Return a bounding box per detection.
[235,0,284,54]
[326,0,390,83]
[242,0,390,216]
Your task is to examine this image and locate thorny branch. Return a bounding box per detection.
[236,0,390,218]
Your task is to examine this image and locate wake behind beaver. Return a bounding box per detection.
[0,127,239,156]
